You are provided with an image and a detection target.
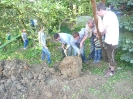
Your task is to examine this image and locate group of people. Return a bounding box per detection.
[22,2,119,77]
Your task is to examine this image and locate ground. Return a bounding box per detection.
[0,57,133,99]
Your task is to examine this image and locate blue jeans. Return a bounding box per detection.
[94,49,102,62]
[88,35,95,59]
[74,43,86,62]
[24,39,28,48]
[42,47,51,64]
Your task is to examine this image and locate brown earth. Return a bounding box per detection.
[0,56,133,99]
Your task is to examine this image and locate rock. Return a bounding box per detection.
[16,83,22,90]
[27,72,34,80]
[38,74,44,80]
[11,76,17,81]
[44,91,53,99]
[48,68,56,75]
[48,78,58,86]
[0,84,5,92]
[4,79,12,89]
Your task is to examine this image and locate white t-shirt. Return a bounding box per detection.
[103,11,119,45]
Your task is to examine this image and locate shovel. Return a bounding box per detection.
[78,48,81,57]
[63,47,67,57]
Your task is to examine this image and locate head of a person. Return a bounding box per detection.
[97,2,106,17]
[72,32,79,40]
[40,26,44,32]
[22,29,26,32]
[87,18,94,28]
[54,33,60,41]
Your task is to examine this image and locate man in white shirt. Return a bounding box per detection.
[97,2,119,77]
[54,33,73,59]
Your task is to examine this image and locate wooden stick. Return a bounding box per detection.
[63,47,67,57]
[90,0,106,61]
[90,0,103,48]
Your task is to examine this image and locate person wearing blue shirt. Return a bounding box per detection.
[70,28,88,62]
[54,33,73,59]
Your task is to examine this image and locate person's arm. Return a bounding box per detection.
[80,35,88,48]
[71,42,79,52]
[80,28,88,48]
[70,38,80,55]
[65,44,70,49]
[94,37,97,42]
[61,43,65,49]
[97,16,107,34]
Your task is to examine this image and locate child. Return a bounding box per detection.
[21,29,28,49]
[93,33,102,63]
[38,26,51,64]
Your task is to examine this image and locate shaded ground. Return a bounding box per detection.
[0,57,133,99]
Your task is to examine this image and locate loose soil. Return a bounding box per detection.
[0,57,133,99]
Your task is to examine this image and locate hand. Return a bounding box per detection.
[62,44,65,49]
[78,50,81,57]
[94,29,97,34]
[97,15,101,19]
[63,49,67,56]
[94,38,97,41]
[45,46,48,49]
[64,49,67,54]
[80,43,83,49]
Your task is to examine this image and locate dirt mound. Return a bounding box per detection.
[0,59,132,99]
[59,56,82,78]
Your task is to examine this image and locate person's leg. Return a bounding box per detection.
[80,44,86,62]
[25,39,28,48]
[107,45,117,72]
[67,46,72,56]
[93,49,97,63]
[45,49,51,64]
[24,40,26,49]
[103,43,110,67]
[61,47,65,59]
[43,47,51,64]
[105,43,117,77]
[73,43,79,56]
[42,47,45,61]
[88,36,95,60]
[97,49,102,62]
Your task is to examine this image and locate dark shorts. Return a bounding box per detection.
[104,42,117,66]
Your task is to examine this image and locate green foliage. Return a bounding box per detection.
[119,16,133,31]
[0,0,92,35]
[0,0,93,50]
[118,15,133,63]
